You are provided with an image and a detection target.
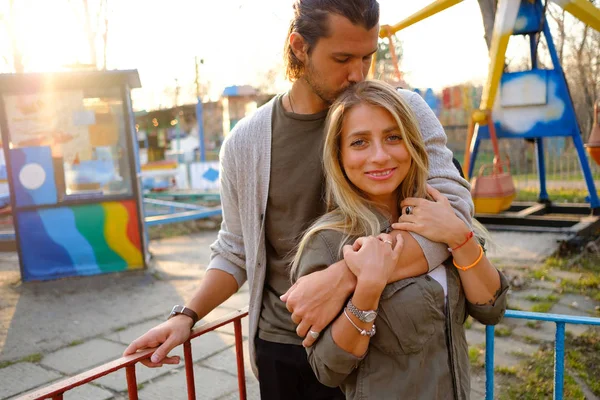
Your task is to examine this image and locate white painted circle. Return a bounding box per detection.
[19,163,46,190]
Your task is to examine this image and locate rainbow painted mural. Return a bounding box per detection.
[17,199,143,281]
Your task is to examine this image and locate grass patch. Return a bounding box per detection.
[523,335,542,345]
[507,303,524,311]
[464,316,472,330]
[468,345,485,369]
[495,365,518,376]
[515,188,592,203]
[528,268,556,282]
[525,294,559,303]
[526,321,541,329]
[68,340,84,347]
[114,326,127,332]
[565,331,600,396]
[560,274,600,299]
[0,353,43,369]
[499,330,600,399]
[495,326,513,337]
[531,302,555,313]
[499,348,585,399]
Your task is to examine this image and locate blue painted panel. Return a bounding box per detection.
[488,69,578,139]
[10,146,57,207]
[17,209,76,281]
[513,0,544,35]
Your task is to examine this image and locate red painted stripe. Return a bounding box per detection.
[121,200,142,251]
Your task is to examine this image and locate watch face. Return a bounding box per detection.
[363,311,377,322]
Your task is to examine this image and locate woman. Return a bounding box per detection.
[290,80,508,399]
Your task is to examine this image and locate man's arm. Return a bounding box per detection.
[123,134,248,365]
[283,91,472,343]
[402,89,473,269]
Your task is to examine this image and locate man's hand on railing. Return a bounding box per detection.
[123,315,193,367]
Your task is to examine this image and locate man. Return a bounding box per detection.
[124,1,473,399]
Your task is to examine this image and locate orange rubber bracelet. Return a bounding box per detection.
[453,244,484,271]
[449,231,474,252]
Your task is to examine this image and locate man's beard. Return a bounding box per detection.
[304,60,352,105]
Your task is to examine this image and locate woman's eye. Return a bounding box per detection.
[387,135,402,142]
[335,58,349,63]
[350,139,366,147]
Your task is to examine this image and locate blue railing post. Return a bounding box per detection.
[485,325,495,400]
[554,322,566,400]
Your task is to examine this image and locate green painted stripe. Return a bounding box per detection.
[72,204,127,272]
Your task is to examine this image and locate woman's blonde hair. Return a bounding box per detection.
[290,80,429,280]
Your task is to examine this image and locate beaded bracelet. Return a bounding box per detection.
[453,244,484,271]
[448,231,474,252]
[343,309,376,337]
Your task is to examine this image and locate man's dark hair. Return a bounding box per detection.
[284,0,380,81]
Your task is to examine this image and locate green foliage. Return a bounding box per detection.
[0,353,43,369]
[495,326,513,337]
[468,345,484,369]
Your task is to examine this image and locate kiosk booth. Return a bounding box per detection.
[0,70,147,281]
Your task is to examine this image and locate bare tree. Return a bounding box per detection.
[1,0,25,72]
[70,0,110,69]
[477,0,497,51]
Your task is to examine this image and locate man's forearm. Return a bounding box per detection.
[330,231,428,292]
[186,269,239,321]
[386,231,428,282]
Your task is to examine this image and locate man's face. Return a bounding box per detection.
[303,14,379,104]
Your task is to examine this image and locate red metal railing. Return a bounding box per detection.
[17,307,250,400]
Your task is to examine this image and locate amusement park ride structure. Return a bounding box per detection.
[375,0,600,233]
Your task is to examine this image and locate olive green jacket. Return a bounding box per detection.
[294,228,509,400]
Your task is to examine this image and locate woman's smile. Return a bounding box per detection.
[365,167,397,180]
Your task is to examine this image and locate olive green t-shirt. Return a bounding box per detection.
[257,94,329,345]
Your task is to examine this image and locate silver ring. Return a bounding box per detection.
[383,240,393,246]
[405,206,413,215]
[309,330,320,339]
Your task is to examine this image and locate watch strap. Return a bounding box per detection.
[346,298,378,323]
[168,305,199,326]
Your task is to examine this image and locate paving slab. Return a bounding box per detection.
[41,338,125,375]
[104,318,166,345]
[0,362,62,399]
[10,382,113,400]
[486,232,566,263]
[137,365,238,400]
[96,331,237,392]
[217,377,260,400]
[555,293,599,315]
[200,339,255,379]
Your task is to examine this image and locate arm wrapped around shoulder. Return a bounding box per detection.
[306,328,365,388]
[467,270,510,325]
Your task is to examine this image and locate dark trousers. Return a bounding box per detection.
[255,337,345,400]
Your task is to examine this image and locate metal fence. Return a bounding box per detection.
[17,308,249,400]
[484,310,600,400]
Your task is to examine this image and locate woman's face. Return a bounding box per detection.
[340,102,412,207]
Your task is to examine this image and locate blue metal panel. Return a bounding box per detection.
[513,0,544,35]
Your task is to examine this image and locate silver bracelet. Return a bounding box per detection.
[343,308,376,337]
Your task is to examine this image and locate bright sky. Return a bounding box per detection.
[2,0,493,111]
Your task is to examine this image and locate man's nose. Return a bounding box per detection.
[347,60,365,83]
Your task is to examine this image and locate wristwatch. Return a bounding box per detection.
[346,298,378,323]
[168,305,199,326]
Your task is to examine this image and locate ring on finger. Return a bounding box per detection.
[383,239,393,247]
[309,330,320,339]
[404,206,413,215]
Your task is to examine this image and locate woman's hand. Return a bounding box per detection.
[392,184,471,248]
[343,233,404,291]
